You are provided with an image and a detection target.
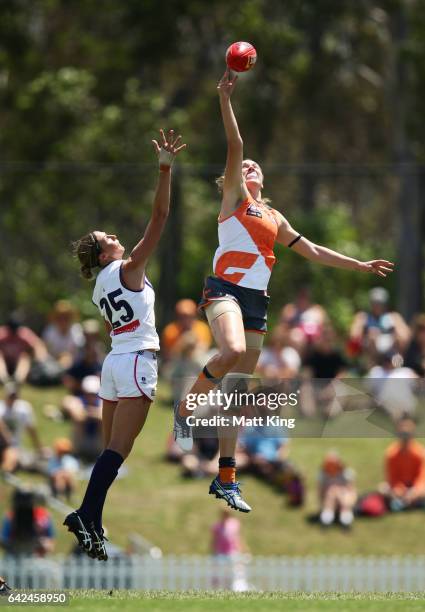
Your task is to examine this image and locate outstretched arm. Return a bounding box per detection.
[122,129,186,288]
[275,210,394,277]
[217,70,249,215]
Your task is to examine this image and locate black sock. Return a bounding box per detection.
[219,456,236,468]
[78,449,123,531]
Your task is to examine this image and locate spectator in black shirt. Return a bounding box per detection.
[301,325,348,418]
[62,343,102,395]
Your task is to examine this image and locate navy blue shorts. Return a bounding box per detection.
[199,275,270,333]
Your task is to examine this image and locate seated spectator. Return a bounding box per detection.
[62,343,102,395]
[280,287,328,349]
[47,438,79,501]
[0,383,43,473]
[304,325,348,379]
[404,314,425,377]
[0,488,55,556]
[301,325,348,417]
[256,328,301,379]
[0,315,47,385]
[171,332,210,405]
[61,375,102,462]
[239,423,289,479]
[161,299,212,363]
[42,300,84,369]
[367,350,418,420]
[349,287,410,365]
[318,451,357,528]
[382,414,425,511]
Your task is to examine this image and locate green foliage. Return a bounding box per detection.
[268,203,395,333]
[0,0,422,326]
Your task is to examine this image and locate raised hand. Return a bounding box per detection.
[358,260,395,278]
[217,68,238,99]
[152,129,187,167]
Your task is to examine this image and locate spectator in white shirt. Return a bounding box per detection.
[42,300,84,368]
[0,383,42,473]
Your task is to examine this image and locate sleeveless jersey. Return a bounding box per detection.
[213,196,279,290]
[92,260,160,354]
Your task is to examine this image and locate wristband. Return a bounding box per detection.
[158,148,175,167]
[159,164,171,173]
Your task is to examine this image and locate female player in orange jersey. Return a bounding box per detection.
[174,69,394,512]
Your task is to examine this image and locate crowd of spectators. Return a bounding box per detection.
[0,287,424,556]
[0,301,106,556]
[163,286,425,529]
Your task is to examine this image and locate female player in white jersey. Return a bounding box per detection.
[174,69,393,513]
[64,128,186,560]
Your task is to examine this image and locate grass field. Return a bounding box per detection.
[6,591,425,611]
[0,384,424,556]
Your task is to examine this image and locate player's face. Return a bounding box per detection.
[94,231,125,262]
[242,159,264,191]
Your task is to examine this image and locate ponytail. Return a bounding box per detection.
[80,263,94,280]
[72,232,101,281]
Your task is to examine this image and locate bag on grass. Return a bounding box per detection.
[356,492,387,517]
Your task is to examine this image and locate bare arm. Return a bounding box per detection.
[217,70,249,217]
[121,129,186,290]
[0,353,9,384]
[390,312,411,349]
[275,210,394,277]
[14,353,31,384]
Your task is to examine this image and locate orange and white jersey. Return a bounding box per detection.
[213,196,279,290]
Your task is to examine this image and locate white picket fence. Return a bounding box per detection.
[2,555,425,592]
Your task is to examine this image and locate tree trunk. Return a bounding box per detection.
[156,167,183,330]
[391,6,423,320]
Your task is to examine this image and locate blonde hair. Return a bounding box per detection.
[215,173,271,206]
[72,232,101,280]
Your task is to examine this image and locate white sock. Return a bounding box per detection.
[339,510,354,526]
[320,509,335,525]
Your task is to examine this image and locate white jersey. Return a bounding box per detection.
[92,260,160,354]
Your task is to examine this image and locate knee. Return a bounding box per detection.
[219,344,246,370]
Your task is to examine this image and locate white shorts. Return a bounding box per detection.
[99,350,158,402]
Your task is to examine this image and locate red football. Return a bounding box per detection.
[226,41,257,73]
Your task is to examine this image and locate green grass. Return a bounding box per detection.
[32,591,425,612]
[5,591,425,612]
[1,385,424,555]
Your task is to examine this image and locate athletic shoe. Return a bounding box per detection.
[90,524,108,561]
[0,577,12,596]
[63,511,94,556]
[173,401,193,451]
[209,477,252,513]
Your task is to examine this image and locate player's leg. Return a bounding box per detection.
[179,301,246,418]
[174,300,246,449]
[107,396,151,457]
[64,354,119,557]
[210,332,263,513]
[75,396,151,559]
[102,400,118,448]
[218,341,262,461]
[77,350,156,533]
